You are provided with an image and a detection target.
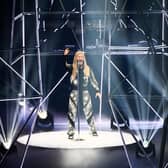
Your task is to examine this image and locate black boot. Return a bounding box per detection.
[68,133,74,139]
[92,131,98,136]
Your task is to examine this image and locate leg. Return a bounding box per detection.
[83,91,98,136]
[67,91,77,139]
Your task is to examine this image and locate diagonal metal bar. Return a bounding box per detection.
[19,71,69,167]
[0,71,69,168]
[0,96,41,102]
[59,0,66,11]
[0,57,41,95]
[0,118,7,142]
[71,28,82,49]
[11,54,24,66]
[109,98,156,168]
[109,99,133,168]
[105,54,162,120]
[99,0,127,124]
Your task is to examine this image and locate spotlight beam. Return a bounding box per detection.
[19,109,37,168]
[109,99,155,168]
[0,105,38,168]
[18,131,136,148]
[146,99,164,145]
[0,118,7,142]
[0,72,69,168]
[105,54,162,120]
[109,99,133,168]
[19,71,69,168]
[109,55,147,95]
[0,57,41,95]
[9,105,22,144]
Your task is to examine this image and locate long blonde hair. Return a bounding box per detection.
[71,51,90,81]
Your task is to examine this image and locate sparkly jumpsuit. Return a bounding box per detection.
[66,64,100,136]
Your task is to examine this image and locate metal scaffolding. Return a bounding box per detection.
[0,0,168,167]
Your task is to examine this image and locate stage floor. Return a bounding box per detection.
[17,130,136,149]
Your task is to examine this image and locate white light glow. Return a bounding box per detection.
[17,131,136,149]
[142,140,149,148]
[129,119,164,130]
[3,139,12,150]
[18,100,25,107]
[18,92,25,107]
[38,110,48,119]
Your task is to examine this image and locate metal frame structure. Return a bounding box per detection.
[102,1,167,167]
[0,0,168,168]
[102,1,168,167]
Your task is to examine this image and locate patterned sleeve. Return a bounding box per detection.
[90,68,100,92]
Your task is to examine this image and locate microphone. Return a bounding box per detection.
[77,60,84,70]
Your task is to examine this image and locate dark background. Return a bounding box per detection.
[0,0,168,130]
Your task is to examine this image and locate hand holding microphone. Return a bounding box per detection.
[77,60,84,70]
[64,48,70,56]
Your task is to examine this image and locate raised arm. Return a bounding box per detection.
[64,48,72,69]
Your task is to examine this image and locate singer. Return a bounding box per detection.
[64,48,101,139]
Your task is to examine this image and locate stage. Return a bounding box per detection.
[17,130,136,149]
[1,129,160,168]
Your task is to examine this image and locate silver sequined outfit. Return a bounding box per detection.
[67,69,99,136]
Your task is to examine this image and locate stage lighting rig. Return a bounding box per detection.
[0,140,17,159]
[136,141,155,158]
[36,110,54,131]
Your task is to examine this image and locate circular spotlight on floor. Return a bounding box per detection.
[17,131,136,149]
[36,111,54,131]
[136,141,155,158]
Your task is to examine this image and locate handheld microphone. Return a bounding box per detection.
[77,60,84,70]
